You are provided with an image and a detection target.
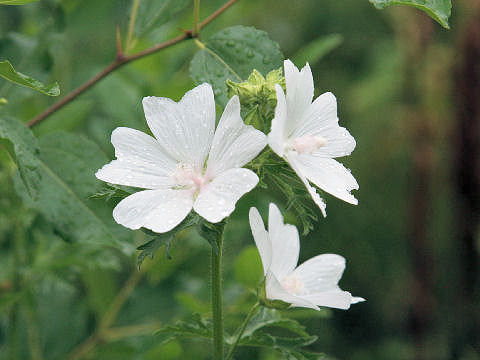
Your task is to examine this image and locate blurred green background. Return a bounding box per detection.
[0,0,478,359]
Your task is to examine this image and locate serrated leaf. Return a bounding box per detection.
[242,308,309,339]
[0,60,60,96]
[0,117,133,251]
[154,313,212,345]
[190,25,284,106]
[133,0,190,38]
[0,0,38,4]
[369,0,452,29]
[90,184,135,201]
[293,34,343,67]
[239,332,320,360]
[137,213,200,268]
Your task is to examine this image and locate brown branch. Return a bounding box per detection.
[27,0,239,128]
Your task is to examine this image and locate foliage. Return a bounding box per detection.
[190,25,284,106]
[0,0,464,359]
[0,117,133,252]
[369,0,452,28]
[0,60,59,96]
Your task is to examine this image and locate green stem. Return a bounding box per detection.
[211,231,224,360]
[226,302,260,360]
[125,0,141,52]
[193,0,200,37]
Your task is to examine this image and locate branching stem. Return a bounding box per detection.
[27,0,239,128]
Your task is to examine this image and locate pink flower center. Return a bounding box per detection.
[281,274,304,295]
[172,163,209,190]
[291,134,328,154]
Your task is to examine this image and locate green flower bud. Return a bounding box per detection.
[226,68,285,132]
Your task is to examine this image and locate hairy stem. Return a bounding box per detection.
[27,0,239,128]
[226,302,260,360]
[211,231,224,360]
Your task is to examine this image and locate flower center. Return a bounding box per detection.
[287,134,328,154]
[281,274,304,295]
[172,163,208,190]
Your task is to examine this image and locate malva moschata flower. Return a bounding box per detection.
[249,203,365,310]
[268,59,358,217]
[96,83,266,233]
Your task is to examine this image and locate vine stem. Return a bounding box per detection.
[26,0,239,128]
[211,231,224,360]
[226,302,260,360]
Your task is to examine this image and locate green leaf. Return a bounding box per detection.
[249,150,318,235]
[0,117,133,251]
[293,34,343,67]
[0,0,38,4]
[90,183,135,201]
[242,308,309,339]
[227,307,322,359]
[190,26,284,106]
[0,116,41,198]
[137,213,200,268]
[0,60,60,96]
[239,332,321,360]
[369,0,452,29]
[134,0,191,38]
[154,313,212,345]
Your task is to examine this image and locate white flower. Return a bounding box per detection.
[96,83,266,233]
[249,203,365,310]
[268,59,358,217]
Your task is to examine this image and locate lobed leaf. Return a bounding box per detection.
[0,60,60,96]
[154,313,212,345]
[137,213,200,268]
[190,25,284,106]
[369,0,452,29]
[241,307,309,339]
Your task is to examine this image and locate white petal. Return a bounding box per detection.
[284,60,314,136]
[206,96,266,177]
[95,127,176,189]
[293,254,346,293]
[293,254,364,308]
[194,168,259,223]
[112,189,193,233]
[352,297,366,304]
[292,92,356,158]
[289,153,358,205]
[249,207,272,275]
[301,290,356,310]
[286,153,327,217]
[265,271,319,310]
[142,83,215,170]
[267,203,300,281]
[268,84,287,157]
